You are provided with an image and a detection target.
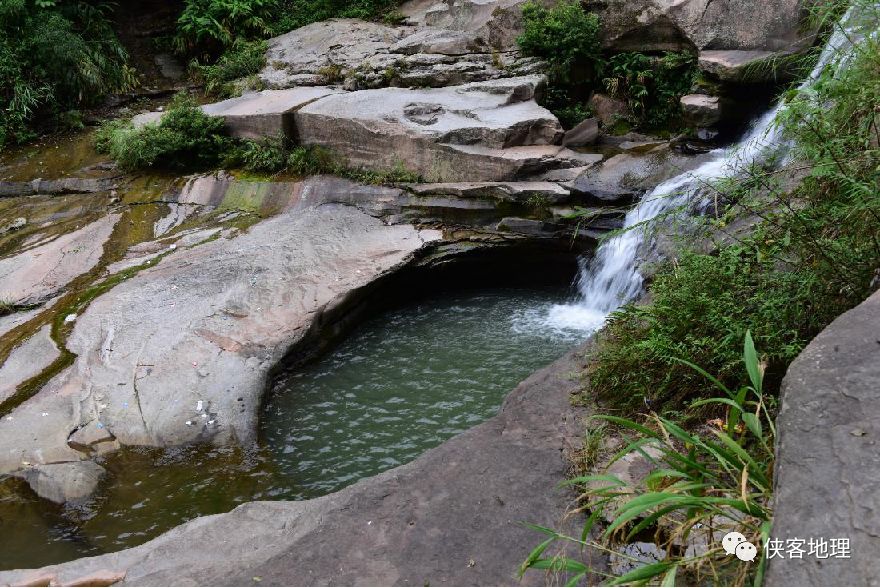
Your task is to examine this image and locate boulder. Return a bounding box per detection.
[293,76,565,181]
[592,0,811,52]
[572,146,713,204]
[588,93,631,128]
[0,325,59,404]
[0,214,119,306]
[258,18,536,91]
[680,94,722,127]
[698,49,781,83]
[561,117,600,147]
[12,461,106,504]
[201,87,345,139]
[767,289,880,586]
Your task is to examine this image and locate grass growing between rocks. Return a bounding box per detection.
[522,1,880,584]
[521,334,775,586]
[95,97,422,183]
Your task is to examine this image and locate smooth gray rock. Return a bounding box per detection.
[0,344,594,586]
[400,0,539,50]
[405,180,570,203]
[680,94,722,127]
[258,18,535,91]
[12,461,106,504]
[562,117,600,147]
[0,325,59,404]
[766,288,880,586]
[595,0,811,52]
[294,76,564,181]
[0,178,116,198]
[0,196,441,484]
[698,49,781,82]
[572,147,712,204]
[0,214,119,306]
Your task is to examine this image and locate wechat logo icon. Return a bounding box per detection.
[722,531,758,562]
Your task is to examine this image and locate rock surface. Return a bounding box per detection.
[200,87,345,139]
[766,288,880,586]
[0,325,59,404]
[680,94,722,127]
[594,0,810,52]
[259,16,539,91]
[0,214,119,306]
[698,50,780,82]
[293,76,565,181]
[12,461,106,505]
[0,192,441,499]
[572,147,711,205]
[0,344,594,586]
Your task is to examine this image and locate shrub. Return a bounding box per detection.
[175,0,277,57]
[522,333,776,586]
[287,145,421,184]
[237,135,288,172]
[0,0,135,146]
[95,95,232,170]
[191,40,267,96]
[603,51,697,130]
[517,0,602,84]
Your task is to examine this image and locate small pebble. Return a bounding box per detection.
[41,412,49,417]
[196,400,203,411]
[64,313,77,323]
[185,420,193,426]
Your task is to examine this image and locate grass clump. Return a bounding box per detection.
[287,145,421,184]
[521,333,776,586]
[95,95,232,170]
[190,40,267,97]
[0,0,136,147]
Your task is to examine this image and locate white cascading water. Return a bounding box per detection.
[545,5,870,333]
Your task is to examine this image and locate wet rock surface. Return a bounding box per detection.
[0,344,595,586]
[767,289,880,586]
[0,325,58,404]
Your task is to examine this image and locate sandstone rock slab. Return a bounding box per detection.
[12,461,106,504]
[766,289,880,586]
[0,325,59,404]
[0,214,119,306]
[680,94,722,127]
[201,87,344,139]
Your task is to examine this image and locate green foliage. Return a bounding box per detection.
[94,95,232,170]
[517,0,602,84]
[516,2,695,131]
[603,51,697,130]
[0,0,136,146]
[191,40,267,96]
[237,135,288,172]
[522,334,776,586]
[585,6,880,414]
[175,0,277,56]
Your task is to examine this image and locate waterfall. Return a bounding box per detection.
[545,5,872,333]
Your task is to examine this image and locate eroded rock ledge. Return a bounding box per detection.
[0,342,594,587]
[766,288,880,586]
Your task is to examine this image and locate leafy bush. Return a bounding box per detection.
[603,51,697,130]
[191,40,267,96]
[517,0,602,84]
[237,135,288,172]
[95,95,232,170]
[175,0,277,57]
[0,0,135,146]
[522,333,776,586]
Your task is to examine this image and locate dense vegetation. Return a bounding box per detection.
[517,0,697,131]
[0,0,135,147]
[522,1,880,583]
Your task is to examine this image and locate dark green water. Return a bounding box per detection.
[0,286,587,571]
